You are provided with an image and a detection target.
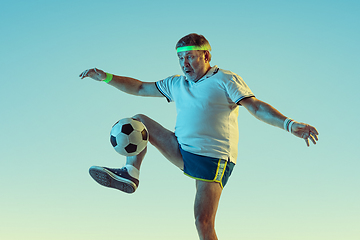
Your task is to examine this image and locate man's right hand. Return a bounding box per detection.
[79,68,106,81]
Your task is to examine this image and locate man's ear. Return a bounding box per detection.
[204,50,210,62]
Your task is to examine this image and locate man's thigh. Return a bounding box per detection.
[133,114,184,169]
[194,180,223,222]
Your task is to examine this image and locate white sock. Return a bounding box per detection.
[125,165,140,179]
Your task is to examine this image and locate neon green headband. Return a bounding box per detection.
[176,45,210,53]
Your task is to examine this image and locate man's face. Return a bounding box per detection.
[177,50,210,82]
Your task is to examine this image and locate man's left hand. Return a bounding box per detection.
[291,122,319,147]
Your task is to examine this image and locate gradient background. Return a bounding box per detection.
[1,0,359,239]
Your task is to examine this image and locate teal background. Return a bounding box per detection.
[1,0,359,239]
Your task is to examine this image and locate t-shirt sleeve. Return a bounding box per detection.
[155,75,179,103]
[225,74,254,105]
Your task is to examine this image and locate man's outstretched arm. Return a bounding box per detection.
[79,68,163,97]
[239,96,319,146]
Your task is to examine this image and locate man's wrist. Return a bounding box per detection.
[103,73,113,83]
[284,118,295,133]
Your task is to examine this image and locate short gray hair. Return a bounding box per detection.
[176,33,212,61]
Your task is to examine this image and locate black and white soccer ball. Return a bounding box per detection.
[110,118,149,156]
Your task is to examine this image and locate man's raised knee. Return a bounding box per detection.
[132,114,148,124]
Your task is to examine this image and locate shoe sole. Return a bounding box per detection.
[89,166,137,194]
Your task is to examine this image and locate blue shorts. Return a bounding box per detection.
[179,146,235,188]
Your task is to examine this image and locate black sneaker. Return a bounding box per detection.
[89,166,139,193]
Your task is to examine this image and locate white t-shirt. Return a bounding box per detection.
[156,66,254,163]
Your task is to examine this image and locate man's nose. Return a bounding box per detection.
[183,58,190,66]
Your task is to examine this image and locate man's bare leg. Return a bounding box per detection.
[89,114,183,193]
[194,180,223,240]
[129,114,183,170]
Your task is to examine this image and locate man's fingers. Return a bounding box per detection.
[309,134,317,145]
[80,69,92,79]
[303,131,318,147]
[310,131,318,141]
[294,123,318,147]
[79,68,106,81]
[309,126,319,136]
[79,68,103,79]
[80,69,89,79]
[305,138,310,147]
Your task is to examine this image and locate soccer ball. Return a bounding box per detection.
[110,118,149,156]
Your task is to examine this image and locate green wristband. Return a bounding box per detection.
[104,73,113,83]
